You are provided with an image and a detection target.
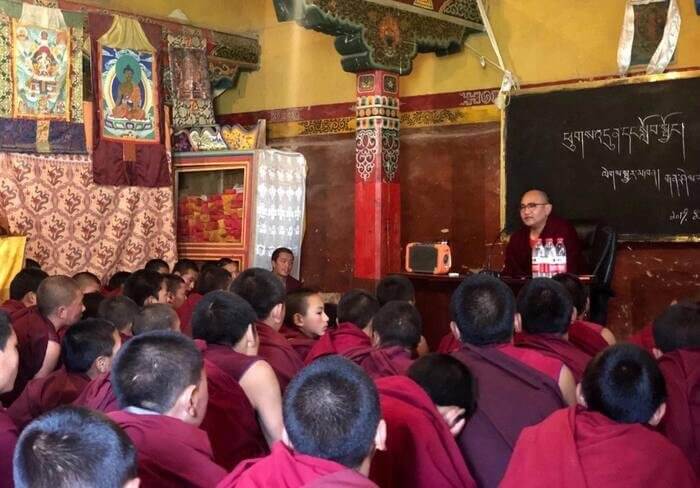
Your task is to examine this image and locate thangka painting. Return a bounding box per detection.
[11,18,71,120]
[98,46,159,143]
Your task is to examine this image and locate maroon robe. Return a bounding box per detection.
[8,367,91,429]
[0,408,17,488]
[280,324,318,360]
[305,322,372,365]
[371,376,476,488]
[496,342,563,381]
[177,292,203,337]
[2,306,60,405]
[255,321,304,392]
[503,215,585,277]
[568,320,610,356]
[0,299,24,318]
[658,348,700,475]
[198,342,269,470]
[627,323,656,354]
[285,275,302,294]
[500,406,697,488]
[352,346,413,380]
[515,332,592,382]
[217,442,378,488]
[451,343,566,488]
[437,333,461,354]
[108,410,226,488]
[71,372,119,413]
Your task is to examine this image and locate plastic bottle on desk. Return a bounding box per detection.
[531,239,544,278]
[543,238,555,278]
[555,238,567,275]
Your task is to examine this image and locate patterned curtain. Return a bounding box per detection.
[0,152,176,281]
[251,150,307,279]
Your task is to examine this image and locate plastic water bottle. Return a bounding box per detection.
[531,239,543,277]
[555,238,567,275]
[543,238,555,278]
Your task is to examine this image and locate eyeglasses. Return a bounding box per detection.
[519,203,549,211]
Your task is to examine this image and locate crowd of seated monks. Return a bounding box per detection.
[0,259,697,487]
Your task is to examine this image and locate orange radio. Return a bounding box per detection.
[405,242,452,274]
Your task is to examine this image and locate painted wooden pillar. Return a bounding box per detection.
[354,70,401,279]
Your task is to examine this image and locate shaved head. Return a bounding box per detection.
[37,276,81,317]
[523,189,549,203]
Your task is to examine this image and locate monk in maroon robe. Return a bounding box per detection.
[503,189,584,277]
[9,319,121,429]
[281,289,329,359]
[270,247,302,293]
[192,291,284,470]
[652,303,700,474]
[108,331,226,487]
[1,268,47,320]
[132,303,181,335]
[449,274,567,487]
[371,375,476,488]
[0,315,19,488]
[97,295,139,340]
[515,278,593,382]
[305,289,379,364]
[180,266,232,337]
[122,269,169,308]
[218,356,383,488]
[231,268,304,392]
[71,370,119,413]
[3,276,84,406]
[501,344,697,487]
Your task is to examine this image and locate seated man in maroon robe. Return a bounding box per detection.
[72,271,102,296]
[503,189,584,277]
[173,259,199,294]
[132,303,181,335]
[122,269,168,308]
[230,268,303,392]
[271,247,302,293]
[515,278,593,382]
[501,344,697,487]
[98,296,139,342]
[9,318,121,429]
[179,267,232,336]
[13,406,140,488]
[144,258,170,275]
[101,271,131,298]
[165,273,187,310]
[192,290,283,468]
[1,268,48,319]
[448,274,569,487]
[553,272,616,354]
[3,276,84,406]
[0,313,19,487]
[368,354,477,488]
[652,303,700,474]
[219,355,384,487]
[306,289,379,364]
[281,289,329,359]
[108,331,227,487]
[350,301,421,379]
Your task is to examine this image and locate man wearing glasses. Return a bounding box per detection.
[503,189,584,277]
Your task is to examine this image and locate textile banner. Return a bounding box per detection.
[89,13,170,187]
[0,152,176,282]
[0,236,26,302]
[250,150,307,279]
[0,2,85,153]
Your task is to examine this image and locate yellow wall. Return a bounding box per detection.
[218,0,700,114]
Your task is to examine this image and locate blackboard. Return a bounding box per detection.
[504,74,700,241]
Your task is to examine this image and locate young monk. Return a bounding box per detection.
[369,356,477,488]
[8,319,120,429]
[501,344,697,487]
[376,275,415,306]
[122,269,168,307]
[281,289,329,359]
[305,289,379,364]
[165,273,188,309]
[132,303,181,335]
[515,278,593,382]
[179,266,232,336]
[3,276,84,405]
[217,258,240,279]
[144,258,170,274]
[72,272,102,295]
[349,301,421,379]
[13,406,139,488]
[449,274,569,487]
[98,296,139,341]
[102,271,131,298]
[0,313,19,486]
[1,268,48,318]
[230,268,303,392]
[192,290,283,469]
[108,331,227,487]
[218,355,384,487]
[173,259,199,293]
[553,273,616,354]
[652,302,700,474]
